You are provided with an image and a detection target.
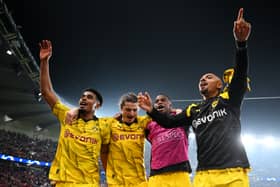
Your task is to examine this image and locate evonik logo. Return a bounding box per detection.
[112,133,144,141]
[192,108,227,128]
[64,129,97,144]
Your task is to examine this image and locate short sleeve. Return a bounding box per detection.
[99,117,113,145]
[138,115,152,129]
[52,101,70,126]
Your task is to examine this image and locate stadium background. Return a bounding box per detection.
[0,1,279,186]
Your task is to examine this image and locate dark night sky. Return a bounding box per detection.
[5,0,280,135]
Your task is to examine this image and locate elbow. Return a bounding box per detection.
[40,89,53,101]
[159,122,174,129]
[40,89,49,98]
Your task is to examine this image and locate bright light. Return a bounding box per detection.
[35,125,42,131]
[6,50,13,55]
[261,136,277,148]
[3,114,13,122]
[189,132,195,140]
[241,134,280,148]
[266,177,276,181]
[57,93,76,108]
[241,134,256,147]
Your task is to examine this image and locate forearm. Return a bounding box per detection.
[235,41,248,78]
[40,59,58,108]
[147,108,188,128]
[100,144,109,171]
[228,41,249,105]
[40,60,52,93]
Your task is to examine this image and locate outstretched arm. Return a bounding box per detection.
[138,92,188,128]
[230,8,251,106]
[39,40,58,109]
[233,8,251,78]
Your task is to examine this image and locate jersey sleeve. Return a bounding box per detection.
[52,101,70,126]
[99,117,112,145]
[138,115,152,129]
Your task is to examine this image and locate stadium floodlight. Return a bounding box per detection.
[33,88,42,102]
[35,125,42,132]
[3,114,13,122]
[6,49,12,55]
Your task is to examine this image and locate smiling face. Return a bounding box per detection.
[78,91,99,113]
[199,73,223,100]
[154,95,172,114]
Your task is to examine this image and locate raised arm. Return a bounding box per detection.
[233,8,251,42]
[39,40,58,109]
[229,8,251,106]
[233,7,251,75]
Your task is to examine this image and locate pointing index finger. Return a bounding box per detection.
[237,8,244,21]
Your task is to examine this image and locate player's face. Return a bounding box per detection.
[121,101,138,124]
[154,95,171,114]
[199,73,222,98]
[79,91,98,113]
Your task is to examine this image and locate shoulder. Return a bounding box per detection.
[52,101,70,112]
[185,103,200,117]
[219,91,229,99]
[137,115,152,126]
[98,117,115,127]
[52,101,70,121]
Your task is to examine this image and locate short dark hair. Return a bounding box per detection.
[83,88,103,106]
[156,93,171,101]
[119,92,137,109]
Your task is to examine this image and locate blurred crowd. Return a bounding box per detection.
[0,129,279,187]
[0,129,56,187]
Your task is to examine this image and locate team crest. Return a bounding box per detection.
[92,126,99,132]
[138,126,144,130]
[211,99,219,109]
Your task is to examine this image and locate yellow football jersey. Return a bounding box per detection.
[106,116,151,186]
[49,101,111,185]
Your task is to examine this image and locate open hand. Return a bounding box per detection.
[39,40,52,62]
[137,92,153,112]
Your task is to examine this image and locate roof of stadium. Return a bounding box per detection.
[0,1,59,139]
[1,1,280,140]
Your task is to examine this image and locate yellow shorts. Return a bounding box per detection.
[108,181,148,187]
[148,171,192,187]
[54,182,99,187]
[193,167,250,187]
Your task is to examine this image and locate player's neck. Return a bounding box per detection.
[80,111,94,121]
[202,90,220,100]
